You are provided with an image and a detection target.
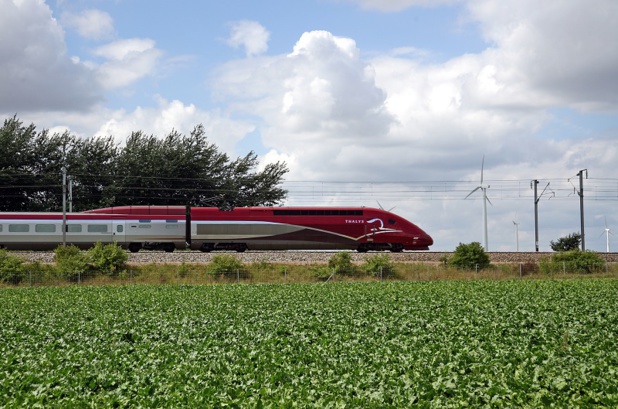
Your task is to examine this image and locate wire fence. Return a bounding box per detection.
[5,260,618,288]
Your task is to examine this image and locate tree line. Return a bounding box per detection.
[0,116,288,212]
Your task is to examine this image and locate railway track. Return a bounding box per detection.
[11,251,618,264]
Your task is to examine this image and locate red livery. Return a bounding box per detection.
[0,205,433,252]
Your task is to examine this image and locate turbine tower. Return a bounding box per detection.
[602,217,613,253]
[466,155,491,251]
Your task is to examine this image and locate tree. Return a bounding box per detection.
[68,135,119,211]
[113,125,288,208]
[0,116,39,211]
[448,242,490,270]
[550,233,581,252]
[0,117,288,211]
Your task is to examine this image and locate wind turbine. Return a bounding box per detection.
[600,217,613,253]
[466,155,491,251]
[513,220,520,252]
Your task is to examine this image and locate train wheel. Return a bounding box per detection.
[357,244,368,253]
[128,243,141,253]
[390,244,404,253]
[235,244,247,253]
[200,243,213,253]
[162,243,175,253]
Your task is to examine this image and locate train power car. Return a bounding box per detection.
[0,205,433,252]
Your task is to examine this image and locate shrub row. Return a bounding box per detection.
[0,242,128,284]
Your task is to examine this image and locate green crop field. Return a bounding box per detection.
[1,280,617,407]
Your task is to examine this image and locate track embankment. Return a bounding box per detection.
[11,251,618,265]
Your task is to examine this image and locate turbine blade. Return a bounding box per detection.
[465,186,481,199]
[480,154,485,184]
[486,195,493,206]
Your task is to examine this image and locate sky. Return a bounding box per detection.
[1,0,617,252]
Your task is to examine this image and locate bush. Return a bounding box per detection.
[88,242,128,276]
[0,249,26,285]
[539,250,605,274]
[209,255,247,278]
[177,262,189,278]
[448,242,490,270]
[363,254,396,277]
[550,233,581,252]
[328,252,357,276]
[310,265,333,280]
[54,245,89,281]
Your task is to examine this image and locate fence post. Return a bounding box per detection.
[379,266,383,282]
[563,261,566,276]
[237,269,239,283]
[78,270,81,285]
[519,263,522,279]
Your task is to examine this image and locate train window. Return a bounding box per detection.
[35,224,56,233]
[117,225,124,233]
[165,219,178,223]
[273,209,364,216]
[68,225,82,233]
[0,225,2,232]
[139,219,151,223]
[138,224,152,229]
[9,224,29,233]
[166,224,179,230]
[87,224,108,233]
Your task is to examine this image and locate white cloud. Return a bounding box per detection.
[93,38,163,89]
[467,0,618,111]
[226,20,270,57]
[0,0,101,111]
[61,9,114,40]
[93,97,255,155]
[209,2,618,250]
[214,30,395,180]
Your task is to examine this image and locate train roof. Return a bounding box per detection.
[84,205,382,215]
[84,206,186,215]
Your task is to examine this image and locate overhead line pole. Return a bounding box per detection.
[578,169,587,251]
[531,180,553,252]
[532,180,539,252]
[62,166,67,247]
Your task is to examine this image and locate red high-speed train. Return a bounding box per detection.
[0,206,433,252]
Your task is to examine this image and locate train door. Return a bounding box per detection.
[365,216,375,243]
[112,218,126,246]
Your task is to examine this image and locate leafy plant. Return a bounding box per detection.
[539,249,605,274]
[0,249,25,284]
[328,251,357,275]
[363,254,395,277]
[54,245,89,280]
[208,254,246,277]
[448,242,490,270]
[88,242,128,276]
[1,281,618,407]
[550,232,582,252]
[310,265,333,280]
